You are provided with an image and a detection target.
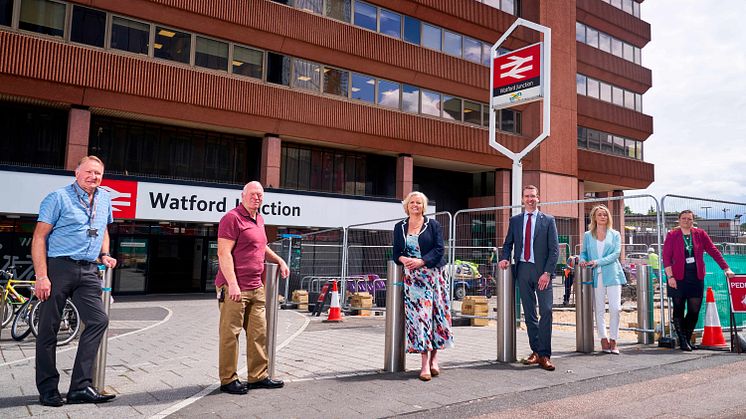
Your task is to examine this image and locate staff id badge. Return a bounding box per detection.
[685,257,695,264]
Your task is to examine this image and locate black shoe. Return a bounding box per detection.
[66,386,116,404]
[247,377,284,389]
[39,390,64,407]
[219,379,248,395]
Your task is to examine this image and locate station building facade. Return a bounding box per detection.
[0,0,653,293]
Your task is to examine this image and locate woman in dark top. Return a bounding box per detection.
[662,210,734,351]
[392,191,453,381]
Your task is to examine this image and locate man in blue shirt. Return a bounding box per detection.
[31,155,118,407]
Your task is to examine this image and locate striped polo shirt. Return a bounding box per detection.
[37,183,114,262]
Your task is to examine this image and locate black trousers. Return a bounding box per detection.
[36,258,109,394]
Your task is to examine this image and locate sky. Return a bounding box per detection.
[630,0,746,205]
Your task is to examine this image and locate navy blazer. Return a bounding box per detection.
[392,216,446,268]
[500,210,559,276]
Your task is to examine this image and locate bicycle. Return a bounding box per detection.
[29,296,81,346]
[1,267,35,328]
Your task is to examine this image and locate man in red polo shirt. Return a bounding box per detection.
[215,181,290,394]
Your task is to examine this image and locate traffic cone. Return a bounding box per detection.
[700,287,727,347]
[323,280,344,323]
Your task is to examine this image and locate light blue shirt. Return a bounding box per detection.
[520,209,538,263]
[38,183,113,262]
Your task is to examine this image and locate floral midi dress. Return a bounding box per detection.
[403,234,454,353]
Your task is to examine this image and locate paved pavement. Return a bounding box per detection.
[0,295,742,418]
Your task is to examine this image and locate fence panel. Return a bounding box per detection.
[660,195,746,330]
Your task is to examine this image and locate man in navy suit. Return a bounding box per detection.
[498,185,559,371]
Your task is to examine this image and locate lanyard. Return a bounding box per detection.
[683,234,693,255]
[72,183,97,227]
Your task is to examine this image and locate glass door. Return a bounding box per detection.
[114,238,148,293]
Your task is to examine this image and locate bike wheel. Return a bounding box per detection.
[11,299,34,341]
[57,300,81,346]
[1,299,12,328]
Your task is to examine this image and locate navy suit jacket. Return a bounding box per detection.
[500,210,560,276]
[392,216,446,268]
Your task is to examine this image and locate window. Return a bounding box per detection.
[634,47,642,64]
[611,38,623,57]
[420,90,440,116]
[463,101,481,125]
[612,86,623,106]
[482,105,489,128]
[463,37,481,63]
[421,23,441,51]
[402,16,420,44]
[402,84,419,113]
[482,43,491,66]
[586,28,598,48]
[442,96,461,121]
[600,133,613,153]
[325,0,351,22]
[576,74,586,95]
[111,16,149,55]
[587,78,599,99]
[635,93,643,112]
[443,31,462,57]
[622,0,633,14]
[633,1,640,18]
[623,43,634,61]
[0,102,66,168]
[379,8,401,38]
[19,0,66,37]
[587,129,600,150]
[294,0,321,14]
[575,22,585,43]
[500,109,516,132]
[70,6,106,47]
[502,0,515,15]
[599,33,611,53]
[577,127,587,148]
[323,67,349,97]
[353,1,376,31]
[624,90,635,110]
[266,52,291,86]
[195,37,228,71]
[600,82,611,102]
[377,79,400,109]
[0,0,12,26]
[232,46,263,78]
[293,59,321,91]
[154,26,191,64]
[351,73,375,102]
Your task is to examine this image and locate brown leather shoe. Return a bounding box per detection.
[538,356,555,371]
[522,352,539,365]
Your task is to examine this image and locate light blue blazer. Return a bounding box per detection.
[579,229,627,288]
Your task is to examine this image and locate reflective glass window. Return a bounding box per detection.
[588,129,600,150]
[70,6,106,48]
[611,0,621,7]
[420,89,440,116]
[351,73,375,103]
[622,0,633,14]
[600,82,611,102]
[293,59,321,92]
[325,0,351,22]
[577,127,587,148]
[295,0,322,14]
[587,78,599,99]
[232,46,263,78]
[502,0,515,15]
[482,105,489,127]
[353,1,376,31]
[624,90,635,110]
[623,43,634,61]
[575,22,585,43]
[586,28,599,48]
[601,133,613,153]
[599,33,611,52]
[635,93,643,112]
[111,16,149,55]
[377,79,400,108]
[576,74,586,95]
[442,95,461,121]
[483,0,500,8]
[154,26,191,64]
[403,16,420,44]
[501,109,516,132]
[0,0,11,26]
[482,43,491,66]
[463,101,481,125]
[611,38,623,57]
[612,86,624,106]
[267,52,291,86]
[323,67,349,97]
[195,37,228,71]
[443,31,462,57]
[626,139,636,159]
[633,1,640,18]
[379,9,401,38]
[422,23,441,51]
[613,136,626,155]
[463,37,481,63]
[402,84,419,113]
[634,47,641,64]
[19,0,66,37]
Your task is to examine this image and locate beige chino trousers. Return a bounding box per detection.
[218,285,269,385]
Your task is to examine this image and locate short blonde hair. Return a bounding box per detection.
[588,204,613,238]
[402,191,428,216]
[77,155,104,169]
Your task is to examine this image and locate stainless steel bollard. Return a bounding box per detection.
[636,265,654,344]
[93,267,113,392]
[264,263,280,378]
[575,266,594,353]
[384,261,405,372]
[496,266,516,362]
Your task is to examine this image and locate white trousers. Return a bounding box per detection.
[593,285,622,340]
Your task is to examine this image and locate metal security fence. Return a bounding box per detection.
[660,195,746,331]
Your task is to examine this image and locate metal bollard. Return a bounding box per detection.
[383,261,405,372]
[93,267,113,392]
[575,266,594,353]
[496,266,516,362]
[264,263,280,378]
[636,265,654,344]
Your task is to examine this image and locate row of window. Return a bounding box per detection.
[476,0,518,15]
[2,0,519,131]
[0,101,66,168]
[601,0,640,18]
[577,74,643,113]
[273,0,510,67]
[576,21,642,65]
[577,126,643,161]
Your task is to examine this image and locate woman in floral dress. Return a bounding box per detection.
[392,191,454,381]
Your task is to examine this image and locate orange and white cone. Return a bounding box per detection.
[700,287,727,347]
[323,280,344,323]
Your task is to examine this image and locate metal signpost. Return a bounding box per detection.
[264,263,280,377]
[726,275,746,353]
[93,267,113,393]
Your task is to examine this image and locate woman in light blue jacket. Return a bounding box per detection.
[580,205,627,354]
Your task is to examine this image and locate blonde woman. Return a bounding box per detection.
[580,205,626,354]
[392,191,453,381]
